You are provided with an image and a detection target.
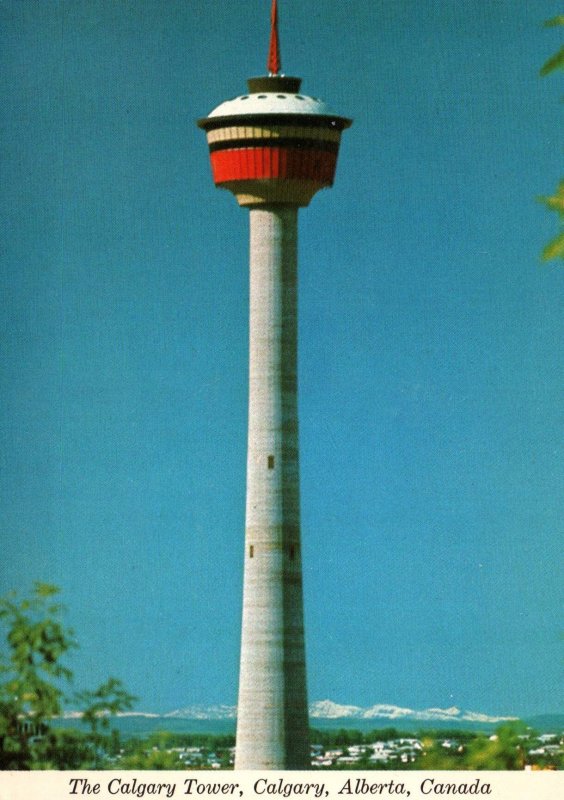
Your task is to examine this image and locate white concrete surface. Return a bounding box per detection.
[235,206,310,770]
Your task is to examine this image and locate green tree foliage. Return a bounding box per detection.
[31,728,94,770]
[120,748,184,770]
[0,583,135,769]
[117,731,236,770]
[464,723,529,770]
[75,677,136,737]
[0,583,76,768]
[540,16,564,76]
[539,181,564,260]
[540,16,564,261]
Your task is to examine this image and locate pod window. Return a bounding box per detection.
[268,455,275,469]
[249,545,254,558]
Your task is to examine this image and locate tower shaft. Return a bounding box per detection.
[235,206,309,769]
[197,5,351,767]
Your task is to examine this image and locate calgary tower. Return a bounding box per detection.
[198,1,351,769]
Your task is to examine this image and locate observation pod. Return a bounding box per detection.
[197,75,352,207]
[197,1,351,771]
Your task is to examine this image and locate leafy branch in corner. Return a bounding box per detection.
[75,677,136,737]
[539,16,564,262]
[0,583,136,769]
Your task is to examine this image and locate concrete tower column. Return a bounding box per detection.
[235,205,310,770]
[197,1,351,770]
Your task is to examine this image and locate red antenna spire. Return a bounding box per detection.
[267,0,281,75]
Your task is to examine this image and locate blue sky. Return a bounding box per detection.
[1,0,562,719]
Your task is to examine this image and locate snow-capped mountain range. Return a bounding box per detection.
[308,700,517,724]
[67,700,516,725]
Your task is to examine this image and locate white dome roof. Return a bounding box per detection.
[207,92,337,119]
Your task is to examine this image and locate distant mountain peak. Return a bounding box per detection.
[159,699,518,725]
[308,700,517,725]
[308,700,364,718]
[163,704,237,720]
